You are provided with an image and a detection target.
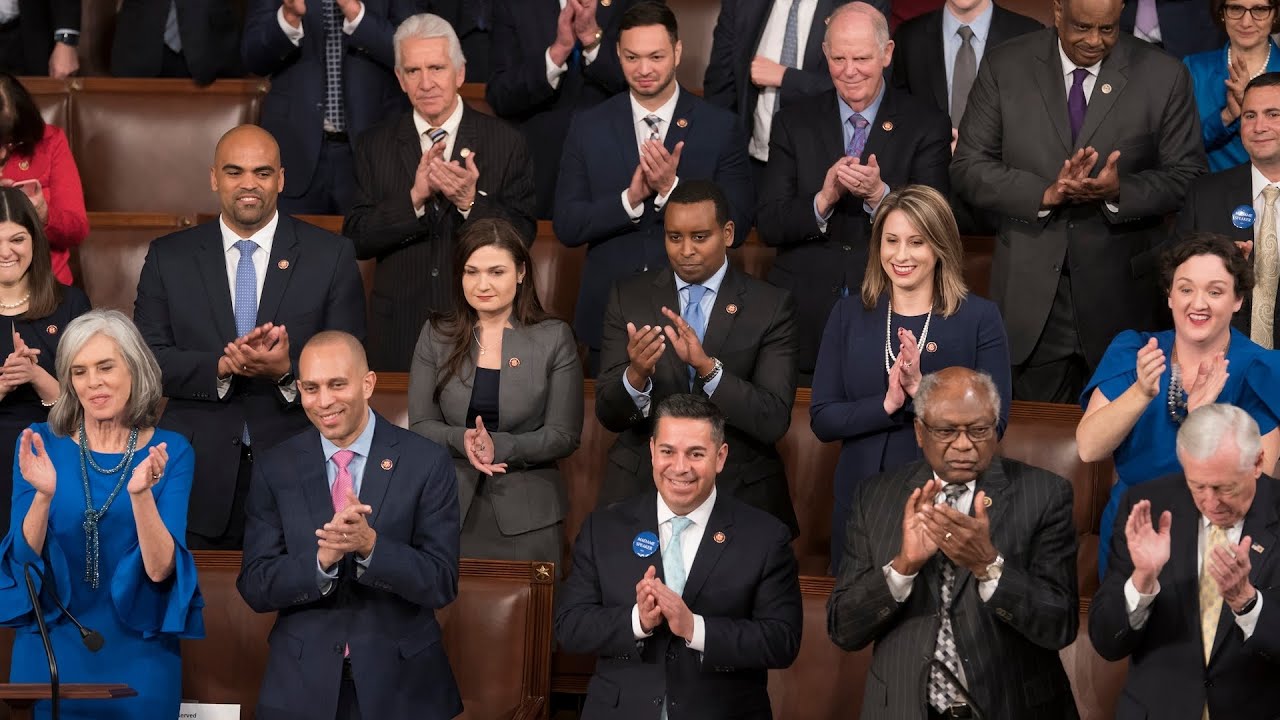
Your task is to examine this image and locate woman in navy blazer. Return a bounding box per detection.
[810,185,1011,574]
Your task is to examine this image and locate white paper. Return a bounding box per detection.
[178,703,241,720]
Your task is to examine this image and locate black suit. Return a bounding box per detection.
[134,214,367,543]
[486,0,633,219]
[1,0,79,76]
[595,266,800,536]
[556,491,803,720]
[1175,162,1274,339]
[1119,0,1224,60]
[110,0,243,84]
[343,105,536,372]
[1089,472,1280,719]
[757,87,951,374]
[828,457,1079,719]
[423,0,492,82]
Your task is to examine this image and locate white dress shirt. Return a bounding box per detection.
[277,2,365,43]
[1123,515,1264,638]
[1251,164,1280,245]
[631,487,716,651]
[941,2,994,111]
[622,87,682,219]
[545,0,603,89]
[748,0,819,161]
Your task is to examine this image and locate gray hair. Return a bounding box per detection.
[48,309,163,436]
[1176,404,1262,471]
[825,2,891,51]
[394,13,466,71]
[915,369,1002,421]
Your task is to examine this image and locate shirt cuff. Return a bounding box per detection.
[278,380,298,403]
[583,43,601,65]
[317,556,340,594]
[355,545,373,579]
[687,614,706,652]
[881,561,916,603]
[701,372,722,398]
[1234,591,1264,641]
[1124,576,1160,630]
[654,176,680,209]
[458,206,473,221]
[545,47,568,89]
[277,6,304,45]
[216,374,232,400]
[622,188,645,221]
[54,29,80,38]
[632,603,655,640]
[977,576,1000,602]
[814,194,834,234]
[862,184,889,215]
[622,372,653,418]
[342,2,365,33]
[1105,201,1120,214]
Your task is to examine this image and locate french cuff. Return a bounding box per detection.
[813,194,834,234]
[623,372,653,418]
[277,6,304,44]
[881,561,916,603]
[632,603,655,640]
[1235,592,1264,640]
[342,2,365,33]
[622,189,645,221]
[216,375,232,400]
[654,176,680,209]
[1124,576,1160,630]
[977,576,1000,602]
[545,48,568,89]
[415,201,428,218]
[687,614,706,652]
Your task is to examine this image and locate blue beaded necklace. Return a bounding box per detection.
[78,422,140,589]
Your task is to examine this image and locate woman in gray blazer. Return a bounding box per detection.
[408,219,583,565]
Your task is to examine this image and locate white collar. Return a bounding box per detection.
[657,484,717,529]
[412,95,465,141]
[218,211,279,255]
[1056,40,1104,78]
[630,85,682,130]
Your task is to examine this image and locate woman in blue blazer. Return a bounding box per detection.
[810,185,1011,574]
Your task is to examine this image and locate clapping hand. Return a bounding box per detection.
[660,306,711,376]
[639,139,683,197]
[571,0,602,47]
[1223,53,1249,125]
[896,328,923,397]
[884,357,906,415]
[1206,534,1257,612]
[18,428,55,498]
[127,443,169,496]
[428,152,480,211]
[549,0,577,66]
[411,140,447,210]
[1185,352,1229,413]
[636,565,663,633]
[224,323,291,379]
[281,0,306,26]
[1059,149,1121,204]
[625,322,665,390]
[316,489,377,566]
[1133,337,1166,400]
[645,574,696,641]
[1042,148,1094,208]
[0,330,42,390]
[838,154,887,206]
[919,490,999,575]
[891,478,942,576]
[1125,499,1171,593]
[464,416,507,476]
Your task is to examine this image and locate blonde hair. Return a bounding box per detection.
[861,185,968,316]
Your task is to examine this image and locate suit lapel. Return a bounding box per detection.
[804,0,836,72]
[612,94,642,179]
[861,87,899,163]
[625,493,667,584]
[1168,488,1205,658]
[301,431,339,534]
[951,460,1012,605]
[1036,32,1073,153]
[256,216,298,326]
[650,271,686,389]
[496,325,532,432]
[925,12,949,114]
[682,496,735,605]
[819,91,846,164]
[1209,476,1279,663]
[361,415,398,528]
[1075,43,1129,149]
[453,103,480,164]
[196,223,238,342]
[397,111,423,185]
[665,88,696,154]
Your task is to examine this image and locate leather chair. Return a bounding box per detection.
[531,221,587,326]
[74,211,194,316]
[667,0,723,90]
[19,78,72,132]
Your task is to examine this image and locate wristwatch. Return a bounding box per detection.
[53,31,79,47]
[1233,591,1260,616]
[977,554,1004,581]
[583,29,604,52]
[697,358,723,385]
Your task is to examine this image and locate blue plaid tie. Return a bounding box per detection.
[683,284,708,387]
[323,0,346,132]
[846,113,869,158]
[780,0,801,68]
[660,516,694,720]
[643,114,662,143]
[233,240,258,444]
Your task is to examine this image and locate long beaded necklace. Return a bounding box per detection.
[884,299,933,374]
[79,422,140,589]
[1227,42,1272,82]
[1166,339,1230,424]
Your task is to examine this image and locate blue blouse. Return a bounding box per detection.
[1184,41,1280,172]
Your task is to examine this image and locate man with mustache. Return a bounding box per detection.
[134,124,366,550]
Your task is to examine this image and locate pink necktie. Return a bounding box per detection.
[331,449,355,657]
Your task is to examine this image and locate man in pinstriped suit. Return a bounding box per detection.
[828,367,1079,719]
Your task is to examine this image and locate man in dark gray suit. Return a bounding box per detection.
[828,366,1079,720]
[951,0,1207,403]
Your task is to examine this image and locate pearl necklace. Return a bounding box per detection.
[884,299,933,374]
[1227,43,1272,81]
[0,293,30,310]
[1167,338,1230,424]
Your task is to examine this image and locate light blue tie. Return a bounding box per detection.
[163,1,182,53]
[233,240,258,445]
[682,285,708,387]
[660,516,693,720]
[779,0,801,69]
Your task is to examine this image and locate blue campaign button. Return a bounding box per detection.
[1233,204,1256,229]
[633,531,659,558]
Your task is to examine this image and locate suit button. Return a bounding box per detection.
[231,438,241,446]
[877,607,891,619]
[431,268,440,277]
[653,698,662,706]
[334,644,344,653]
[1067,222,1075,229]
[1052,265,1060,273]
[1205,679,1214,688]
[842,244,851,251]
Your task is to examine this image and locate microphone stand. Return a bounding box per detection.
[22,562,59,720]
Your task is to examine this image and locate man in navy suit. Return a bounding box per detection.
[556,393,802,719]
[134,125,366,550]
[240,331,462,720]
[1119,0,1223,59]
[241,0,420,215]
[553,1,754,372]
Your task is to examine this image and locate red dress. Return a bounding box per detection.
[2,124,89,285]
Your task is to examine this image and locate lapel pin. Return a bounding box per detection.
[926,341,937,353]
[45,324,57,335]
[1232,205,1256,229]
[726,304,739,315]
[633,531,659,558]
[882,121,894,132]
[277,259,290,270]
[459,147,472,159]
[825,15,831,24]
[1101,83,1113,94]
[509,357,521,367]
[380,459,393,470]
[602,0,611,5]
[983,496,993,507]
[713,531,726,544]
[1254,543,1266,553]
[676,118,688,128]
[18,160,29,171]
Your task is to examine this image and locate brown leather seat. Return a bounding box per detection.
[531,221,586,326]
[667,0,725,90]
[19,77,72,132]
[75,211,194,316]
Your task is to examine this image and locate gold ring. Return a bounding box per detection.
[151,472,161,480]
[944,532,953,541]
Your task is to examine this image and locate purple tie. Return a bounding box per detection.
[1068,68,1089,145]
[1135,0,1159,36]
[846,113,869,158]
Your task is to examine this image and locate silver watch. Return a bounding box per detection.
[978,554,1004,581]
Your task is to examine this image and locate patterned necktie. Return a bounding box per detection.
[846,113,869,159]
[951,26,977,125]
[323,0,346,133]
[233,240,258,337]
[1135,0,1159,36]
[1200,524,1229,666]
[779,0,801,68]
[164,1,182,53]
[659,516,693,720]
[683,284,708,387]
[643,114,662,143]
[928,483,969,712]
[1068,68,1089,145]
[425,126,447,151]
[331,449,356,657]
[1253,186,1280,348]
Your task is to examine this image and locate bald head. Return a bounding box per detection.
[299,331,376,447]
[303,331,370,374]
[826,2,890,49]
[210,124,284,237]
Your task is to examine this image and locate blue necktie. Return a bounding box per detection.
[163,1,182,53]
[323,0,346,133]
[780,0,801,68]
[683,284,708,387]
[660,515,694,720]
[846,113,869,158]
[233,240,258,445]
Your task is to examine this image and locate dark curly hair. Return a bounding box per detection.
[1159,233,1255,298]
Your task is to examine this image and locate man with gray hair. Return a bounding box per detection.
[1089,403,1280,719]
[343,12,535,372]
[829,366,1079,719]
[756,1,951,379]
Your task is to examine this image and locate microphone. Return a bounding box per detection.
[23,562,60,720]
[929,659,987,720]
[24,562,104,652]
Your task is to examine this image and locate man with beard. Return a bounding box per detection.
[553,0,754,373]
[134,124,366,550]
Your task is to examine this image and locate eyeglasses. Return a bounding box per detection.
[1223,3,1275,20]
[918,420,996,443]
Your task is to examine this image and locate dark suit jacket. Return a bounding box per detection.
[238,414,463,720]
[555,491,803,720]
[486,0,634,218]
[828,458,1080,720]
[1174,162,1274,339]
[11,0,79,76]
[343,106,536,372]
[757,87,952,373]
[241,0,417,197]
[423,0,492,81]
[702,0,849,135]
[595,266,799,536]
[134,214,367,538]
[409,318,583,537]
[110,0,243,84]
[1119,0,1224,60]
[951,30,1207,366]
[1089,473,1280,719]
[553,88,755,351]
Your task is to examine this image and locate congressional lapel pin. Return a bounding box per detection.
[1101,83,1113,94]
[983,496,993,508]
[18,160,29,171]
[380,459,393,471]
[509,357,521,368]
[633,531,660,558]
[460,147,472,159]
[882,121,894,132]
[45,324,57,335]
[277,259,290,270]
[1254,543,1266,553]
[602,0,611,5]
[713,531,727,544]
[676,118,688,128]
[726,303,739,315]
[925,341,937,353]
[1232,205,1257,229]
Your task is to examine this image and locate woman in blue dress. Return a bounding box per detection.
[0,309,204,719]
[1078,234,1280,578]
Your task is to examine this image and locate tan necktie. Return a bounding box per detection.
[1252,186,1280,348]
[1199,524,1228,720]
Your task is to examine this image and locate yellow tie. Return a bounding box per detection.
[1252,186,1280,347]
[1200,524,1228,720]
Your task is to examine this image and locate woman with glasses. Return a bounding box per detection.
[810,185,1011,574]
[1184,0,1280,171]
[1078,234,1280,578]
